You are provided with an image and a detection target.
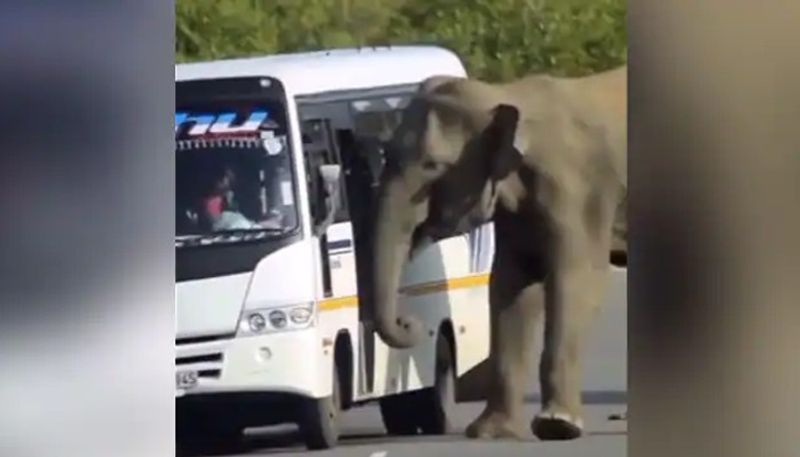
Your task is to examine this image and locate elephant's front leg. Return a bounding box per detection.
[533,227,608,440]
[466,255,544,439]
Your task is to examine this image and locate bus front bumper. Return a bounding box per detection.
[175,329,332,400]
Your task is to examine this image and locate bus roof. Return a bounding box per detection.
[175,45,467,97]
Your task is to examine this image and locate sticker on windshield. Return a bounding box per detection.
[175,109,279,139]
[262,135,285,156]
[281,180,294,206]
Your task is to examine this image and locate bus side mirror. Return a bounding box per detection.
[314,164,342,236]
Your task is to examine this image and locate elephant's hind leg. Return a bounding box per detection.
[465,253,544,439]
[533,266,601,440]
[533,203,612,440]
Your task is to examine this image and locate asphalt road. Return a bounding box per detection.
[231,401,626,457]
[204,271,627,457]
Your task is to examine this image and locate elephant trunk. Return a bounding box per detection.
[371,177,425,349]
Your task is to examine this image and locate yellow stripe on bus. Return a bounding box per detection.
[318,295,359,311]
[400,273,490,296]
[318,273,490,312]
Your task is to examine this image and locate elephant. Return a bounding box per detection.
[370,66,627,440]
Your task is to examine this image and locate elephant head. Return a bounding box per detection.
[371,76,526,348]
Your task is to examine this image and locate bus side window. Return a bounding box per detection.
[301,118,350,226]
[353,108,403,143]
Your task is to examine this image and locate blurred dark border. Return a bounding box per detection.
[0,3,175,457]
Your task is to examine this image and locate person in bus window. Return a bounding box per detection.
[202,166,283,232]
[202,166,232,215]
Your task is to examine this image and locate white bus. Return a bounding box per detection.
[174,46,496,452]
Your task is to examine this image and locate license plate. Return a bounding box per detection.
[176,370,198,390]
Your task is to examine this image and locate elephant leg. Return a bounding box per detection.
[466,254,544,439]
[533,202,613,440]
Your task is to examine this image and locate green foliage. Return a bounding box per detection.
[176,0,626,81]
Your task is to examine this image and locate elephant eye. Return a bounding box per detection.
[421,160,439,171]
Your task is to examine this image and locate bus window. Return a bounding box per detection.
[353,109,403,142]
[301,119,350,225]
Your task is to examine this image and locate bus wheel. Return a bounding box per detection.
[418,332,456,435]
[379,393,419,435]
[299,365,341,450]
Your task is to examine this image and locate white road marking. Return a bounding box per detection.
[369,451,387,457]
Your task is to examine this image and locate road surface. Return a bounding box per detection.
[231,401,626,457]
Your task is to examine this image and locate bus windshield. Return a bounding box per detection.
[175,101,298,248]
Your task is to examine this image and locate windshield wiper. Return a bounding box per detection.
[175,227,289,247]
[176,235,203,241]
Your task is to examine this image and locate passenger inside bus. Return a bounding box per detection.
[200,165,284,232]
[203,166,281,232]
[175,135,300,241]
[202,166,236,219]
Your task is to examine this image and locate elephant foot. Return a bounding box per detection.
[465,411,524,440]
[531,410,584,441]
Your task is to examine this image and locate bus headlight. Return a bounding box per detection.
[248,313,267,332]
[289,305,313,324]
[238,303,315,336]
[268,310,288,329]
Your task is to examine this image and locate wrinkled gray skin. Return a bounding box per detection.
[371,67,627,440]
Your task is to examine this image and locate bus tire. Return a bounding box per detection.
[418,331,456,435]
[300,365,341,450]
[379,393,419,435]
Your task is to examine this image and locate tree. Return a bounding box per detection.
[175,0,626,81]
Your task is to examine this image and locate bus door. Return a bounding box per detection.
[300,117,352,300]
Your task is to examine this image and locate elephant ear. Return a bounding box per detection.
[485,103,524,181]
